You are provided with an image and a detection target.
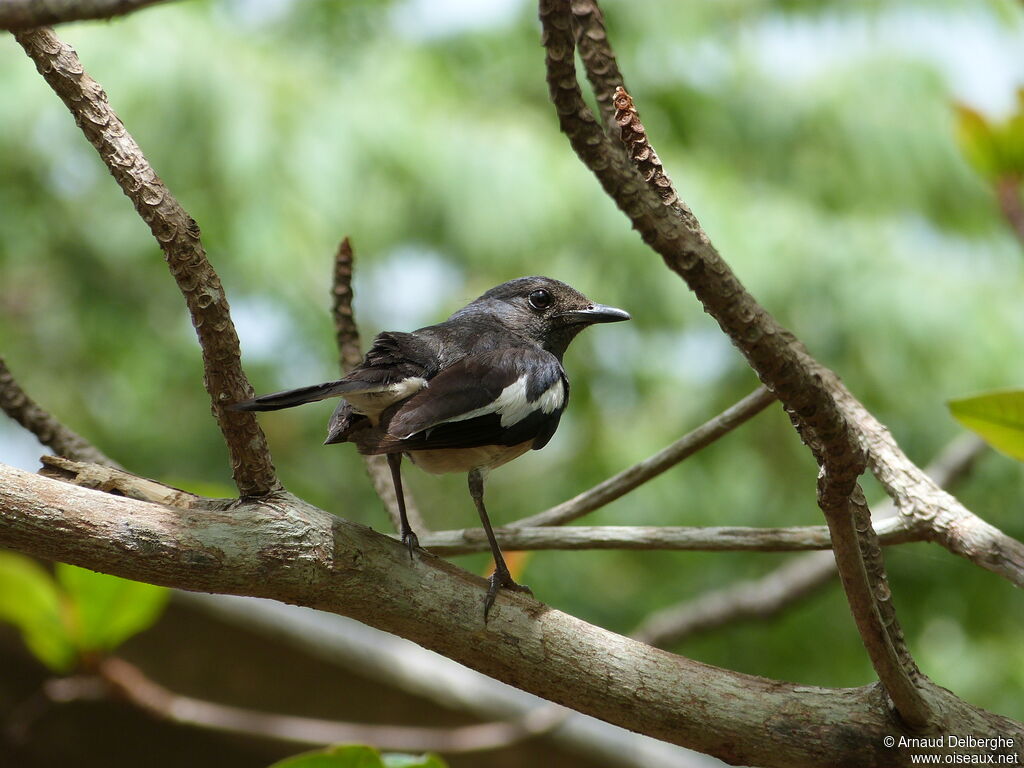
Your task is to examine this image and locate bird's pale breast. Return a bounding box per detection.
[407,440,534,475]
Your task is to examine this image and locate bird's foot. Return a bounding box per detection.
[483,570,532,622]
[401,529,420,562]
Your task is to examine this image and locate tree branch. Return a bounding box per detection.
[331,238,426,536]
[331,237,365,375]
[422,520,914,556]
[538,1,946,728]
[181,594,682,768]
[543,5,860,478]
[570,0,625,131]
[2,463,1020,767]
[80,657,561,754]
[819,478,932,728]
[511,386,775,528]
[633,550,837,646]
[633,434,989,647]
[0,0,175,30]
[996,176,1024,248]
[14,26,279,498]
[0,358,121,469]
[847,396,1024,588]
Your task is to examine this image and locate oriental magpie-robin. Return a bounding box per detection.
[231,276,630,618]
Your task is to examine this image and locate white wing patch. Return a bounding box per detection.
[345,376,428,422]
[443,375,565,429]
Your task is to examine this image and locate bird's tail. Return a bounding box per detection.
[229,380,359,412]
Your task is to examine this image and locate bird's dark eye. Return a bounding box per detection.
[528,289,552,311]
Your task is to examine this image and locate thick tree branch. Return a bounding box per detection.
[0,358,121,469]
[14,27,278,498]
[511,386,775,528]
[2,463,1020,768]
[38,452,1020,603]
[0,0,174,30]
[331,237,426,536]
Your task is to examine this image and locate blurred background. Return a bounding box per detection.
[1,0,1023,765]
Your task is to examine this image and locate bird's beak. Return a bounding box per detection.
[558,304,631,325]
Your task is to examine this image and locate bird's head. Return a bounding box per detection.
[452,276,630,358]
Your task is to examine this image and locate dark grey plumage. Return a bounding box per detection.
[231,276,630,619]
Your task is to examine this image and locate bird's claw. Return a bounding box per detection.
[401,530,420,562]
[483,571,532,622]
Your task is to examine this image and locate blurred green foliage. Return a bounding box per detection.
[1,0,1022,722]
[0,552,168,672]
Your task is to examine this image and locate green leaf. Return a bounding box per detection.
[949,389,1024,462]
[0,552,77,672]
[954,102,1024,180]
[55,564,169,654]
[269,745,385,768]
[955,104,1000,180]
[268,746,449,768]
[382,755,447,768]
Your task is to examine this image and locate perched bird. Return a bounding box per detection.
[231,276,630,618]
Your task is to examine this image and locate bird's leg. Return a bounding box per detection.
[387,452,418,560]
[468,468,532,621]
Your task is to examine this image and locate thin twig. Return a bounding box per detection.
[632,434,990,647]
[331,237,426,535]
[331,237,364,374]
[511,386,775,528]
[420,519,915,556]
[633,550,837,646]
[91,657,562,753]
[0,358,122,469]
[38,455,221,509]
[14,27,278,499]
[996,176,1024,248]
[0,0,175,30]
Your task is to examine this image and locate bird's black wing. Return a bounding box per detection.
[342,331,441,389]
[358,347,568,453]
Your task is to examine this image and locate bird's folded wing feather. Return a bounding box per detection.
[372,347,568,451]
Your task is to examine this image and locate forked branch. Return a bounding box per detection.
[541,0,929,727]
